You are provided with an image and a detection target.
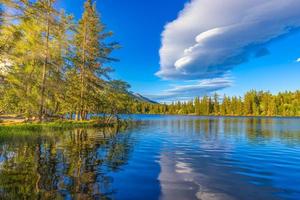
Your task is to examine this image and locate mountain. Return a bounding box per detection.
[130,93,158,104]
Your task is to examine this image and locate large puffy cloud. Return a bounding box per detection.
[156,0,300,80]
[146,78,232,101]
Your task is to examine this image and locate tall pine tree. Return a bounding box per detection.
[72,0,117,120]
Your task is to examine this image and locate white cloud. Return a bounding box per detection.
[296,58,300,62]
[157,0,300,80]
[146,77,232,101]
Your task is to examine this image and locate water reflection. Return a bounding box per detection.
[0,126,133,199]
[147,116,300,200]
[0,116,300,200]
[136,116,300,143]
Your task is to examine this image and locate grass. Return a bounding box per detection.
[0,120,116,132]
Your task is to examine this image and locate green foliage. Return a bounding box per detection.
[132,90,300,117]
[0,0,131,120]
[0,120,115,134]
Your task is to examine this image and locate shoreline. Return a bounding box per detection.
[0,120,118,131]
[1,113,299,126]
[130,113,300,119]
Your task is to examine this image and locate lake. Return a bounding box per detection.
[0,115,300,200]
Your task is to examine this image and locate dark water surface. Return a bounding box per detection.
[0,115,300,200]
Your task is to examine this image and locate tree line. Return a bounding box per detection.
[131,90,300,117]
[0,0,132,121]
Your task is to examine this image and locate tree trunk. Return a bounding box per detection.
[39,2,51,121]
[79,20,87,121]
[75,111,79,121]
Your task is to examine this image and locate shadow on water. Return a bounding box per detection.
[0,125,135,199]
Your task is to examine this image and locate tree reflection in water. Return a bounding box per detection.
[0,125,133,199]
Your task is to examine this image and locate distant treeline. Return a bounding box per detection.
[0,0,132,121]
[131,90,300,117]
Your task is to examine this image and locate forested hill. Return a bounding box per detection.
[130,93,158,104]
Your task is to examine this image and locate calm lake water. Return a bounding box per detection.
[0,115,300,200]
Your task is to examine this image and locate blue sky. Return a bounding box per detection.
[60,0,300,102]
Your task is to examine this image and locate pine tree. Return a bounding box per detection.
[213,93,219,115]
[194,97,200,115]
[0,0,72,118]
[72,0,117,120]
[36,0,59,120]
[131,90,300,117]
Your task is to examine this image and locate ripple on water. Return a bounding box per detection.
[0,116,300,200]
[152,116,300,200]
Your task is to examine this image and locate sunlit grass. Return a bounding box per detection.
[0,120,116,134]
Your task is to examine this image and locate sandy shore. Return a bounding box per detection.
[0,115,26,124]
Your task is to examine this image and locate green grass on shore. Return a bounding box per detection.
[0,120,116,132]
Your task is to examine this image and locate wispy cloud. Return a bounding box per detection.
[146,77,233,102]
[296,58,300,62]
[156,0,300,80]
